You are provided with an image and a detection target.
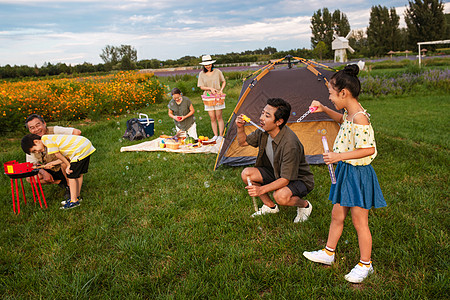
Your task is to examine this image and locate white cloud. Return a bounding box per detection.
[129,14,161,23]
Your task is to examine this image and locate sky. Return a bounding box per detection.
[1,0,449,67]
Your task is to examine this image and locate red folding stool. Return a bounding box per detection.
[4,161,47,214]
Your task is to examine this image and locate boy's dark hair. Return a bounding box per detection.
[21,134,41,155]
[267,98,291,129]
[330,64,361,98]
[171,88,182,95]
[25,114,45,129]
[202,64,214,73]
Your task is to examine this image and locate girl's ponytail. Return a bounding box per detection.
[330,64,361,98]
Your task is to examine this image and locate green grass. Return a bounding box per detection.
[0,74,448,298]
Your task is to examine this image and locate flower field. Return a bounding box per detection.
[0,71,166,133]
[360,69,450,96]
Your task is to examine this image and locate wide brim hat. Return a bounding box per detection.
[199,55,216,65]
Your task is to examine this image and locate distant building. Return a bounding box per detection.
[332,33,355,63]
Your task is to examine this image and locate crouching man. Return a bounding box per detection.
[24,114,81,198]
[236,98,314,223]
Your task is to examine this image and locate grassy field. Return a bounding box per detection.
[0,72,448,298]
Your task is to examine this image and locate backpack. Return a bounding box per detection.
[123,118,146,141]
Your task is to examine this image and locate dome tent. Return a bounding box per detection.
[214,56,341,170]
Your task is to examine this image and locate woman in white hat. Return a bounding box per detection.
[197,55,226,142]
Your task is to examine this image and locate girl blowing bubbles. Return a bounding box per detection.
[303,65,386,283]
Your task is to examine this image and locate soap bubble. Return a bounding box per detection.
[127,110,130,114]
[146,103,149,107]
[345,240,349,244]
[113,110,117,114]
[148,176,152,180]
[199,117,202,120]
[117,127,120,130]
[125,166,129,170]
[204,181,210,188]
[122,172,125,176]
[321,129,327,135]
[158,119,162,123]
[192,87,195,91]
[163,157,167,161]
[118,138,122,142]
[292,112,297,116]
[116,121,120,125]
[124,190,128,196]
[157,154,160,158]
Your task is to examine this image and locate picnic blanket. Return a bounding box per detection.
[120,138,221,154]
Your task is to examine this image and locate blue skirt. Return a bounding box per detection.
[329,161,386,209]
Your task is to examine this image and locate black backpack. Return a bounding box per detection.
[123,118,146,141]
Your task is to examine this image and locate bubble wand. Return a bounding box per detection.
[321,136,337,184]
[242,115,265,132]
[296,106,318,122]
[247,177,259,212]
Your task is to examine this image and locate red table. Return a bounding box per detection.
[4,161,47,214]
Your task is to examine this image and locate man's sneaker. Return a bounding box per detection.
[344,262,374,283]
[303,249,335,265]
[251,204,279,217]
[61,197,83,206]
[294,201,312,223]
[60,200,81,210]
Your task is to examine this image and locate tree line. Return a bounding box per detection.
[311,0,448,58]
[0,0,448,79]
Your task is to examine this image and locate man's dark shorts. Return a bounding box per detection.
[256,166,309,198]
[67,155,91,179]
[46,169,66,184]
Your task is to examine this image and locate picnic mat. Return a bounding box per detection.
[120,138,221,154]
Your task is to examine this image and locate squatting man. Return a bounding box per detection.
[236,98,314,222]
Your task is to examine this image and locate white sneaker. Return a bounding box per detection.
[344,262,374,283]
[211,136,218,141]
[251,204,279,217]
[303,249,335,265]
[216,136,223,143]
[294,201,312,223]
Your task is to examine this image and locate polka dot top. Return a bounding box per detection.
[333,108,377,166]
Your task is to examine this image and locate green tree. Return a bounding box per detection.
[332,10,351,37]
[311,8,333,50]
[405,0,447,50]
[118,45,137,62]
[311,8,350,58]
[313,41,328,60]
[348,29,369,57]
[100,45,137,70]
[367,6,401,56]
[100,45,119,65]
